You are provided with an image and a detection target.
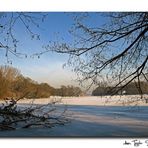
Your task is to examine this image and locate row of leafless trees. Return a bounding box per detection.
[0,65,82,99]
[92,81,148,96]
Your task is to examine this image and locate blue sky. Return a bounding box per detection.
[0,12,106,88]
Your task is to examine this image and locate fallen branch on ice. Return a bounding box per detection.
[0,96,69,131]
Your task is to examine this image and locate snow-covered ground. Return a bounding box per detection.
[0,95,148,137]
[60,95,148,106]
[17,95,148,106]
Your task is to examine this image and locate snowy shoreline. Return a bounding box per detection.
[13,95,148,106]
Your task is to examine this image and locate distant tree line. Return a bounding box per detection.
[54,85,82,97]
[92,81,148,96]
[0,65,82,99]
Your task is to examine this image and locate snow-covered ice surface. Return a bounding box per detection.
[0,96,148,137]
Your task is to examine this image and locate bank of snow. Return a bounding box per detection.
[16,95,148,106]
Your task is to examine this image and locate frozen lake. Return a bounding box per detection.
[0,103,148,137]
